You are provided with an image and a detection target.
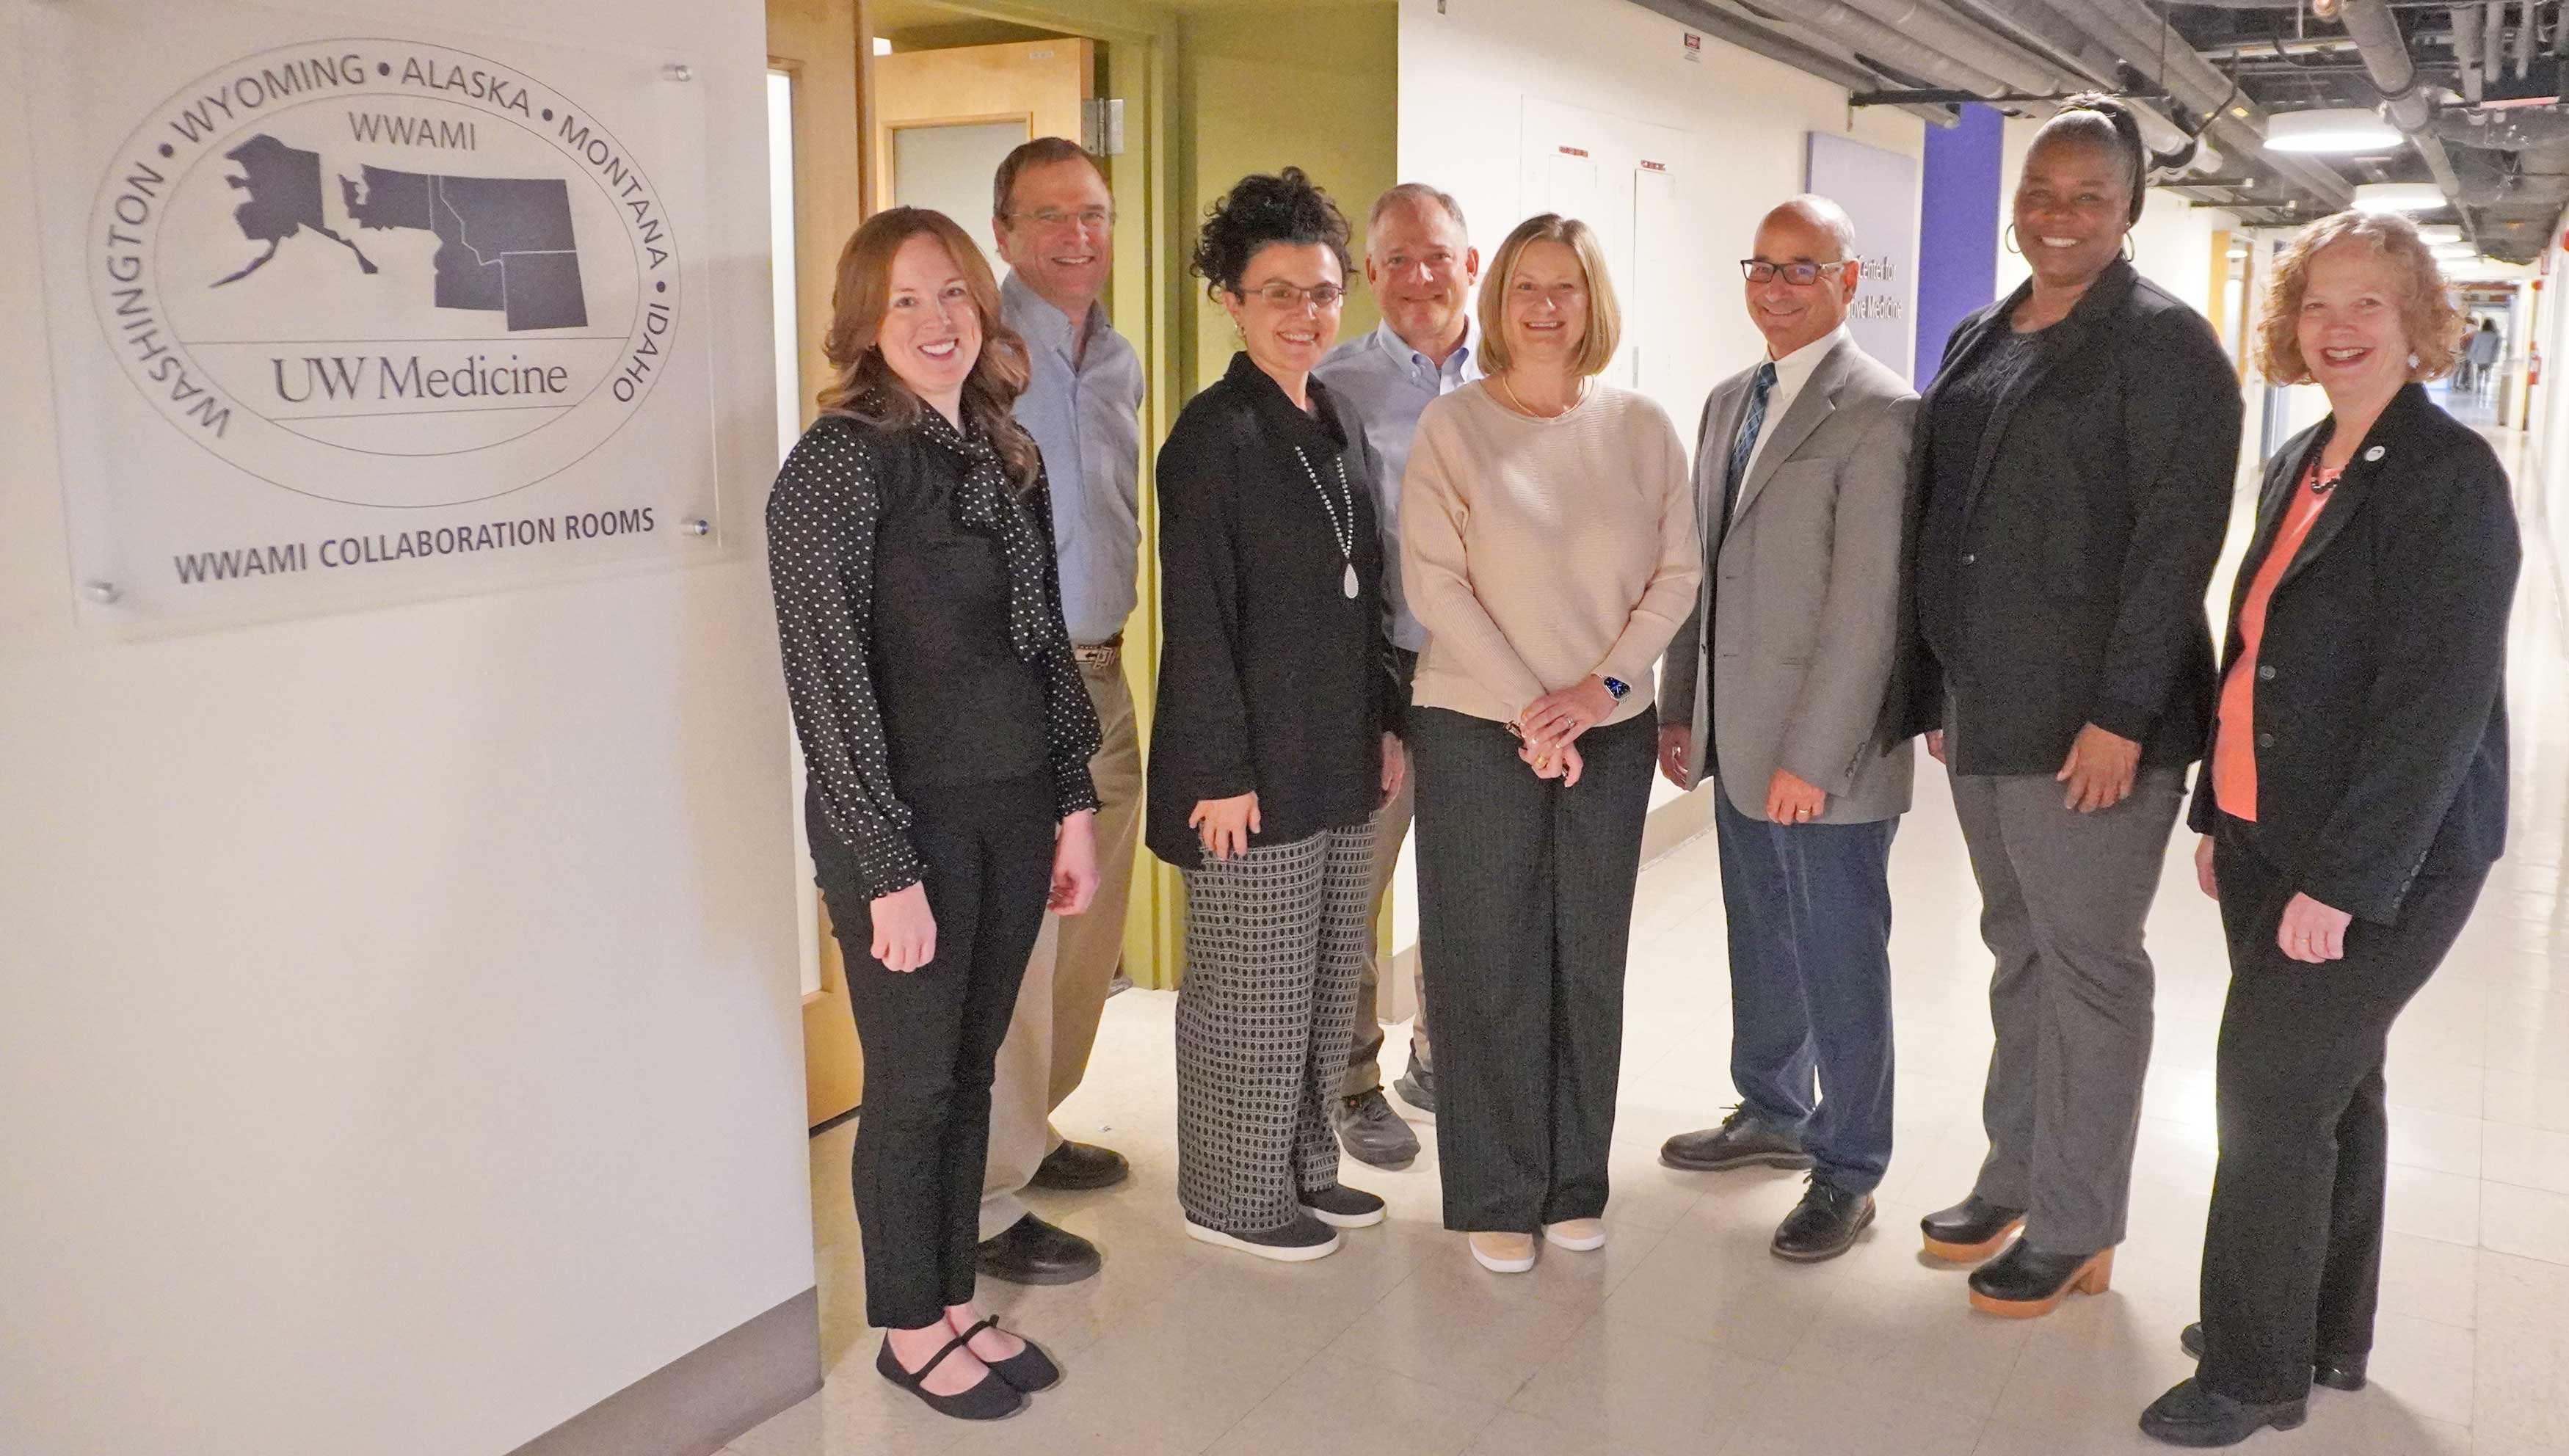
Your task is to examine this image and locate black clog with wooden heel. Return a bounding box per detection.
[1966,1240,2113,1318]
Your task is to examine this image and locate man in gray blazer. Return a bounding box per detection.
[1656,195,1917,1263]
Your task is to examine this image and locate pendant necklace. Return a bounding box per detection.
[1293,445,1361,599]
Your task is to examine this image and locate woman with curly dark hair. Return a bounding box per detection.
[1149,167,1400,1262]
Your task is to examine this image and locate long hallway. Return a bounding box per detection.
[743,426,2569,1455]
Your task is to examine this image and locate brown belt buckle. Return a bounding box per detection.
[1072,635,1122,672]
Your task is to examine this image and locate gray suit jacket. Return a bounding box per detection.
[1657,335,1918,824]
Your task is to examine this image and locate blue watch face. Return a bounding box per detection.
[1602,676,1630,701]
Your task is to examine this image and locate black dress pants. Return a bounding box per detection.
[1411,707,1655,1233]
[810,773,1055,1331]
[2198,823,2488,1404]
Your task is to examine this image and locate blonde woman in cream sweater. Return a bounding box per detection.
[1399,214,1699,1275]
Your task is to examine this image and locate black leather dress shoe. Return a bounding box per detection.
[1031,1140,1130,1191]
[1966,1238,2112,1318]
[2139,1377,2306,1446]
[975,1213,1100,1286]
[1919,1193,2027,1262]
[1660,1106,1813,1172]
[1771,1179,1875,1262]
[2180,1322,2368,1392]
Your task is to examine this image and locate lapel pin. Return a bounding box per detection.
[2363,445,2385,462]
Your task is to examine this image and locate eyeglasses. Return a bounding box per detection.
[1240,281,1348,310]
[1009,206,1114,231]
[1740,259,1853,285]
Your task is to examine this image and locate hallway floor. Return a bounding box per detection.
[733,428,2569,1456]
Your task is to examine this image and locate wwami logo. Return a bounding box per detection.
[87,38,683,511]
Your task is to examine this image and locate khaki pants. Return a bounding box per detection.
[1342,735,1428,1098]
[980,660,1145,1239]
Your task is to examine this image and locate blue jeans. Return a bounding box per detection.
[1712,787,1899,1194]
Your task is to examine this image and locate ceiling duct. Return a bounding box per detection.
[2005,0,2355,209]
[2337,0,2488,250]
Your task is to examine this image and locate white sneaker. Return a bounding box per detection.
[1543,1218,1607,1251]
[1469,1231,1538,1273]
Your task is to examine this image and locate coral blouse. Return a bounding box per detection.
[2212,456,2345,821]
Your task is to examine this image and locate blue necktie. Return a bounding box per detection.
[1722,362,1777,531]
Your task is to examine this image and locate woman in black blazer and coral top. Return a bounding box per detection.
[2139,210,2518,1449]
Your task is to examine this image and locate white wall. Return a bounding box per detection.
[0,4,815,1454]
[1400,0,1927,433]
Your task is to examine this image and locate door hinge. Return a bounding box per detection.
[1082,98,1127,156]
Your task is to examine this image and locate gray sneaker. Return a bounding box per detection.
[1391,1063,1436,1122]
[1335,1089,1420,1169]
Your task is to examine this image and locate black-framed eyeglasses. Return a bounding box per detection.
[1239,281,1348,310]
[1740,259,1852,285]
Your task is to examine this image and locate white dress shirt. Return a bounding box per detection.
[1732,323,1850,525]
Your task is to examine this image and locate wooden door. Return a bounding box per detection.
[873,38,1094,259]
[768,0,873,1128]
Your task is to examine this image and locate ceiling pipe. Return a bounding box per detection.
[2452,4,2486,102]
[2035,0,2356,208]
[2336,0,2486,248]
[1621,0,1959,124]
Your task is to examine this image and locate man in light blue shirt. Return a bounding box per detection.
[977,137,1145,1290]
[1312,182,1480,1170]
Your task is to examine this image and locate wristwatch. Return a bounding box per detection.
[1599,675,1631,703]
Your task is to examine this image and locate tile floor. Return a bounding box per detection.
[733,426,2569,1455]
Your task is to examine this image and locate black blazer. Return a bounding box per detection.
[1147,352,1392,871]
[2187,384,2518,926]
[1886,260,2241,774]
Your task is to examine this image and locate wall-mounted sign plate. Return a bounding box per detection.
[23,1,719,628]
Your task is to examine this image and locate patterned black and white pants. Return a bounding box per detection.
[1175,823,1376,1234]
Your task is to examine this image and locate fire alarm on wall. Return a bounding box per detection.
[1684,32,1703,62]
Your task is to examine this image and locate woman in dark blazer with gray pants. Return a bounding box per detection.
[2141,209,2518,1448]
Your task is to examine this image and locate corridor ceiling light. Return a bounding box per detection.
[2267,107,2402,153]
[2353,182,2446,212]
[2418,225,2464,244]
[873,36,893,56]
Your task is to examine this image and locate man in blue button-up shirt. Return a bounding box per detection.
[975,138,1145,1290]
[1312,183,1480,1170]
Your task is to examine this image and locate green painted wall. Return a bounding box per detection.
[1174,2,1398,393]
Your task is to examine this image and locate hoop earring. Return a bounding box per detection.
[2121,234,2137,261]
[2003,224,2022,256]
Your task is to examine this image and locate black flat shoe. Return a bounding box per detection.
[1032,1139,1130,1190]
[975,1213,1101,1286]
[2179,1322,2368,1392]
[876,1333,1025,1421]
[2139,1377,2306,1446]
[1298,1182,1387,1228]
[1919,1193,2026,1262]
[958,1316,1060,1393]
[1966,1239,2112,1318]
[1660,1105,1813,1172]
[1771,1179,1875,1263]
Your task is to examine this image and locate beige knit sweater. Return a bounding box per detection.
[1400,380,1701,727]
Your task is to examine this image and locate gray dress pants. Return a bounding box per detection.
[1947,764,2186,1256]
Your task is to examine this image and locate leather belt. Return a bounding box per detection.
[1072,633,1122,671]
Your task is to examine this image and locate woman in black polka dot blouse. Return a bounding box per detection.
[766,207,1100,1423]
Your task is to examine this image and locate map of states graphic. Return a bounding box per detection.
[215,133,590,332]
